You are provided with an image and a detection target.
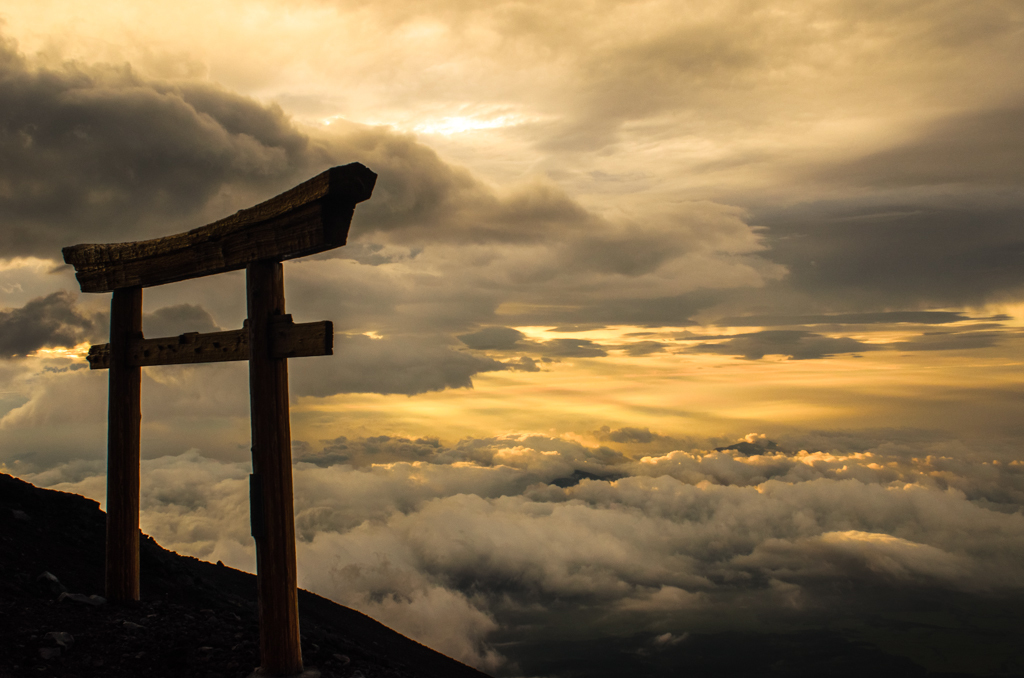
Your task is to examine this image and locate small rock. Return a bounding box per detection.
[123,621,146,630]
[38,647,60,659]
[45,631,74,649]
[332,653,351,666]
[12,509,30,521]
[351,671,365,678]
[58,592,106,606]
[37,571,68,596]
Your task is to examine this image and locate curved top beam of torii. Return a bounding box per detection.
[62,162,377,293]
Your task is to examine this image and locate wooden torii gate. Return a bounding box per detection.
[62,163,377,677]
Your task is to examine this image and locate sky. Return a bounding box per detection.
[1,1,1024,675]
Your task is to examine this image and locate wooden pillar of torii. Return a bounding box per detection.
[63,163,377,677]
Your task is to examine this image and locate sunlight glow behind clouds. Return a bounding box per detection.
[412,114,528,136]
[2,1,1024,674]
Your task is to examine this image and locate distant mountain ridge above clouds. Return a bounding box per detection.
[714,438,781,456]
[549,469,626,488]
[0,473,491,678]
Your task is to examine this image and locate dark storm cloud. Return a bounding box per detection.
[0,30,607,263]
[601,426,661,444]
[892,330,1010,352]
[289,333,507,397]
[505,356,541,372]
[753,203,1024,310]
[511,289,718,328]
[457,326,526,350]
[0,291,97,357]
[702,313,1017,355]
[142,304,221,338]
[716,311,984,327]
[620,340,666,356]
[565,227,697,277]
[517,108,1024,329]
[457,326,610,359]
[686,330,877,360]
[529,5,798,152]
[747,105,1024,312]
[530,1,1024,153]
[534,338,608,358]
[465,9,1024,322]
[299,434,444,467]
[336,243,421,266]
[0,32,782,350]
[323,122,597,245]
[0,34,315,256]
[315,131,775,319]
[820,107,1024,189]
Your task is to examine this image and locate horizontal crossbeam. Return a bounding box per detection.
[86,316,332,369]
[63,163,376,293]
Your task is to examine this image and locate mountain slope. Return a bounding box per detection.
[0,473,492,678]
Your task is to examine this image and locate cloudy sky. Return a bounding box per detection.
[2,1,1024,675]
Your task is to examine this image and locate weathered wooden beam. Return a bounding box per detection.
[63,163,376,293]
[85,317,333,369]
[247,261,304,675]
[105,286,142,603]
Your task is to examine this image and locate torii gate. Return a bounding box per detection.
[63,163,377,677]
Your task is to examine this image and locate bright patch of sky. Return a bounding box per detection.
[2,1,1024,674]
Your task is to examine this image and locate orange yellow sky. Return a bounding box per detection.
[1,2,1023,674]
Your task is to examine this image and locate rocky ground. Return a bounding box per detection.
[0,473,491,678]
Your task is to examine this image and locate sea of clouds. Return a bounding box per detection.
[21,430,1024,674]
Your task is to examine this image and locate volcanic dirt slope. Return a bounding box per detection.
[0,473,491,678]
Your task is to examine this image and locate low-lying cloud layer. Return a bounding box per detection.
[23,431,1024,673]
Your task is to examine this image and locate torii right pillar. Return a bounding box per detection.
[248,259,303,675]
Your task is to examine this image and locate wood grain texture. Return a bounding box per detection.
[85,318,333,369]
[105,286,142,603]
[271,315,334,360]
[247,261,304,676]
[63,163,376,293]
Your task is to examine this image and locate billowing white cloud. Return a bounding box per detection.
[24,431,1024,672]
[290,333,508,397]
